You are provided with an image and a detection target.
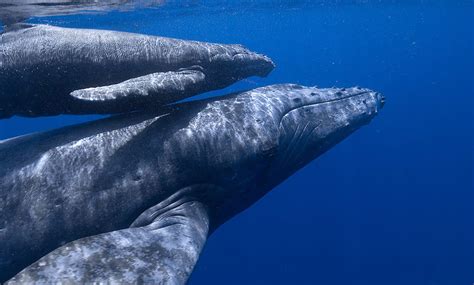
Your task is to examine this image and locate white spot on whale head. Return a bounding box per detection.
[32,153,50,174]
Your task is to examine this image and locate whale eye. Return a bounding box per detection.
[293,98,302,103]
[54,197,64,207]
[133,174,142,182]
[259,137,280,160]
[261,144,278,158]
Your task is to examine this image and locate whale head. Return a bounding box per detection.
[187,84,384,227]
[200,84,384,180]
[205,44,276,87]
[259,84,384,186]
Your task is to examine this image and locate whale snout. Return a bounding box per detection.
[266,84,384,178]
[230,51,275,77]
[256,54,276,77]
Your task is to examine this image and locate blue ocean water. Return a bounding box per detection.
[0,1,472,284]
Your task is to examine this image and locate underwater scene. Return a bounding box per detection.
[0,1,472,284]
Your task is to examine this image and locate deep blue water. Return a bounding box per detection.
[1,1,473,284]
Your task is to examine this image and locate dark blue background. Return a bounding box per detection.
[1,2,472,284]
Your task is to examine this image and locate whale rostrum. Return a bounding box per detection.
[0,84,384,283]
[0,24,275,118]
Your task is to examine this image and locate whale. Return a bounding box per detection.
[0,84,384,283]
[0,24,274,118]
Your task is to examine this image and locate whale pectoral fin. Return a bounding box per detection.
[69,67,207,105]
[8,200,210,284]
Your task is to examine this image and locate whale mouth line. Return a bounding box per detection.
[279,91,372,125]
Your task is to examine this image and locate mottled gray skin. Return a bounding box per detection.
[0,84,384,283]
[0,24,274,118]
